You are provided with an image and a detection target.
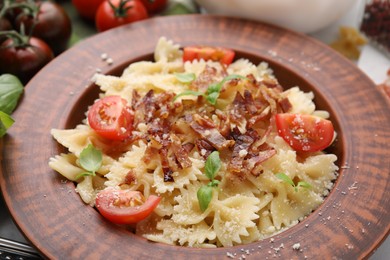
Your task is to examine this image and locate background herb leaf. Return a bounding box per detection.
[0,111,15,137]
[79,144,102,173]
[0,74,24,114]
[205,151,221,180]
[197,185,213,212]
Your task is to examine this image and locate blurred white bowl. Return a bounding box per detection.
[195,0,356,33]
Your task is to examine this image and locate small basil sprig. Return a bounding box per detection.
[174,74,246,105]
[275,173,311,192]
[174,72,196,83]
[76,144,103,179]
[197,151,221,212]
[206,74,246,105]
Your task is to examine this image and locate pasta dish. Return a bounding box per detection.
[49,37,338,247]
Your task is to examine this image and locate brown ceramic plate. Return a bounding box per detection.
[1,15,389,259]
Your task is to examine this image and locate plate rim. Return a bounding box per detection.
[1,14,389,259]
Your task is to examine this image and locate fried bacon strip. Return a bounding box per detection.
[188,114,235,150]
[128,67,290,183]
[228,127,254,174]
[170,134,192,168]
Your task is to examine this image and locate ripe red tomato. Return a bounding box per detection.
[88,95,134,141]
[275,113,334,152]
[0,36,54,84]
[15,1,72,55]
[183,46,235,65]
[140,0,167,13]
[95,0,148,32]
[72,0,105,21]
[95,189,161,225]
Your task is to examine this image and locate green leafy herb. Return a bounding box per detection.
[174,74,247,105]
[76,144,103,179]
[0,74,24,115]
[205,151,221,180]
[174,72,196,83]
[197,185,213,212]
[275,173,311,192]
[198,151,222,212]
[206,74,246,105]
[0,111,15,137]
[297,181,312,190]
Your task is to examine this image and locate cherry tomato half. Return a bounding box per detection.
[88,95,134,141]
[15,1,72,55]
[183,46,235,65]
[95,189,161,225]
[275,113,334,152]
[0,36,54,84]
[95,0,148,32]
[140,0,168,13]
[72,0,105,21]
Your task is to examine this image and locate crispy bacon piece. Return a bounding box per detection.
[122,170,136,185]
[191,65,218,92]
[246,148,276,176]
[261,78,284,92]
[243,90,258,115]
[159,147,174,182]
[188,114,235,150]
[278,97,292,113]
[228,127,254,174]
[195,139,215,159]
[230,92,246,124]
[170,134,192,169]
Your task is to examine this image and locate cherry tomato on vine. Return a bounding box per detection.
[183,46,235,65]
[95,189,161,225]
[95,0,148,32]
[0,35,54,84]
[140,0,167,13]
[88,95,134,141]
[15,1,72,55]
[72,0,105,21]
[275,113,334,152]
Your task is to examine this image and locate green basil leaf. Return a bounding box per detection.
[174,72,196,83]
[205,74,246,105]
[208,179,220,187]
[275,173,295,187]
[173,90,204,101]
[0,111,15,137]
[205,151,221,180]
[75,171,95,180]
[297,181,312,189]
[206,83,221,95]
[197,185,213,212]
[79,144,102,173]
[206,92,220,105]
[0,74,24,114]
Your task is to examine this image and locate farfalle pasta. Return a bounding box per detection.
[49,37,338,247]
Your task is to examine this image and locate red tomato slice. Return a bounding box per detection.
[88,95,134,141]
[183,46,235,65]
[275,113,334,152]
[95,189,161,225]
